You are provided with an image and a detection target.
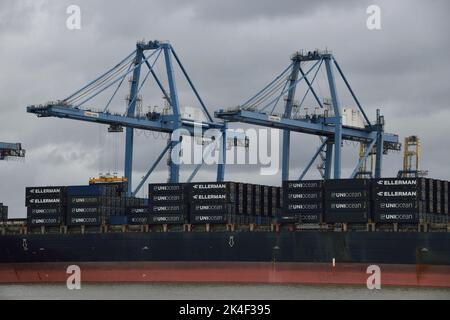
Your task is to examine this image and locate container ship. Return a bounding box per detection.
[1,177,450,287]
[1,41,449,287]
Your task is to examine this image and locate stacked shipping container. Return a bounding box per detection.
[189,182,241,224]
[282,180,323,224]
[24,178,449,228]
[372,178,427,223]
[0,204,8,222]
[281,178,449,225]
[324,179,371,223]
[25,182,142,228]
[25,186,66,227]
[189,182,279,225]
[66,184,124,226]
[148,183,187,225]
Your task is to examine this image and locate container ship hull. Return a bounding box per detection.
[1,231,450,287]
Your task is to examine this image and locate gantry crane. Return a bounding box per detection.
[27,40,243,196]
[397,135,427,178]
[215,50,400,181]
[357,142,375,178]
[0,142,25,160]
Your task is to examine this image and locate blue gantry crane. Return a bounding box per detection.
[27,40,239,196]
[215,50,400,181]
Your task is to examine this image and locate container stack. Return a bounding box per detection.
[253,184,262,217]
[431,179,448,223]
[372,178,428,224]
[433,180,442,215]
[246,184,254,218]
[282,180,324,224]
[25,186,66,228]
[0,204,8,222]
[426,179,434,214]
[67,186,105,226]
[66,184,125,226]
[189,182,243,225]
[270,187,281,217]
[126,198,149,225]
[262,186,271,217]
[442,181,449,221]
[324,179,371,224]
[148,183,187,225]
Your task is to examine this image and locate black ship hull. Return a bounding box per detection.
[1,231,449,265]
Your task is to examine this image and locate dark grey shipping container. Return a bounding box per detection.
[443,181,449,215]
[426,179,434,213]
[373,189,421,201]
[373,200,424,213]
[149,194,185,203]
[433,180,442,214]
[148,183,187,194]
[191,192,235,203]
[67,207,101,215]
[283,180,323,190]
[128,207,150,215]
[26,197,64,207]
[28,215,63,227]
[67,215,102,226]
[246,184,253,215]
[285,202,323,214]
[128,214,150,225]
[324,210,369,224]
[325,190,369,201]
[149,214,185,224]
[298,213,322,224]
[325,200,370,213]
[373,212,420,224]
[190,213,229,224]
[27,207,64,216]
[285,190,323,202]
[0,206,8,222]
[189,182,237,194]
[190,203,237,215]
[372,178,426,189]
[68,196,104,206]
[26,186,66,198]
[149,203,185,214]
[325,179,370,190]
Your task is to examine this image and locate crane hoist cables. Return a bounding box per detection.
[67,49,161,109]
[251,76,289,111]
[257,60,312,112]
[67,63,132,106]
[246,63,298,110]
[67,59,134,105]
[65,54,135,104]
[269,79,289,114]
[257,59,322,112]
[240,62,293,108]
[267,61,313,114]
[103,62,134,113]
[63,50,137,102]
[246,74,289,110]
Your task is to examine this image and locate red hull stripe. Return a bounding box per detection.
[1,262,450,287]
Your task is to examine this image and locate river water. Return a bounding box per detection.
[1,284,449,300]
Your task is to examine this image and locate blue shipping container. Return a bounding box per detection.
[67,185,105,196]
[108,216,128,225]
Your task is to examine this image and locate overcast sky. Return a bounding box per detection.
[1,0,449,217]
